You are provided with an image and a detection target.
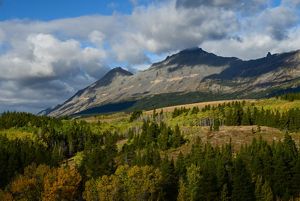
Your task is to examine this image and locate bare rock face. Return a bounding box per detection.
[46,48,300,117]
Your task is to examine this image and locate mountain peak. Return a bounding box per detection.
[179,47,206,54]
[94,67,133,88]
[151,47,238,69]
[107,67,133,76]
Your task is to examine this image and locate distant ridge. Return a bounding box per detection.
[41,47,300,117]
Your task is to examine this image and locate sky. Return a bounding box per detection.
[0,0,300,113]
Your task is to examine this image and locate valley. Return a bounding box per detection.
[1,92,300,201]
[79,98,300,153]
[2,1,300,200]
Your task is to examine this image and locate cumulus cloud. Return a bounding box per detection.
[0,33,109,112]
[249,6,299,40]
[0,0,300,112]
[0,1,239,65]
[202,27,300,60]
[129,3,238,52]
[0,33,108,80]
[89,31,105,47]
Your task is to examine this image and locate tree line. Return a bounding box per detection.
[0,111,299,200]
[276,92,300,102]
[173,101,300,132]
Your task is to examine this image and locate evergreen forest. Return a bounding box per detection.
[0,97,300,201]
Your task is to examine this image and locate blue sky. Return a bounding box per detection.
[0,0,164,67]
[0,0,285,21]
[0,0,299,113]
[0,0,132,20]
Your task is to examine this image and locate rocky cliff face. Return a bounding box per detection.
[46,48,300,117]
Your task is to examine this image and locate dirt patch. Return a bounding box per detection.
[167,125,300,160]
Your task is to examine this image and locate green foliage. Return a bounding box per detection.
[80,132,118,179]
[277,92,300,101]
[159,157,178,200]
[255,176,273,201]
[84,165,162,201]
[1,108,300,201]
[0,135,57,187]
[232,157,255,201]
[213,118,220,131]
[0,112,61,130]
[198,101,300,132]
[123,121,185,156]
[129,110,143,122]
[172,107,190,118]
[190,106,200,114]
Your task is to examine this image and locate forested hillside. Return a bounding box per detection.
[1,97,300,200]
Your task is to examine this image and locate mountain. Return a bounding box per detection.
[45,48,300,117]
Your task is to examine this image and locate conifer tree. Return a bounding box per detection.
[220,184,230,201]
[177,178,187,201]
[176,152,186,178]
[160,157,178,201]
[172,125,183,148]
[213,118,220,131]
[186,164,201,201]
[232,157,255,201]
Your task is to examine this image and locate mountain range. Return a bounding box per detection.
[42,47,300,117]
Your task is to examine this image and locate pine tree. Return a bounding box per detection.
[220,184,230,201]
[172,125,183,148]
[232,157,255,201]
[160,157,178,201]
[213,118,220,131]
[261,180,273,201]
[198,159,218,200]
[176,152,186,178]
[158,127,169,150]
[186,164,201,201]
[191,107,200,115]
[291,157,300,198]
[177,178,187,201]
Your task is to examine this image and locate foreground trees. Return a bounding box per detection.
[0,112,300,200]
[2,164,81,201]
[84,165,162,201]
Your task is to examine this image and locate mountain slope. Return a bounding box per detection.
[46,48,300,117]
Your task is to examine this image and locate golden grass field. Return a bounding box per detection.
[144,99,257,114]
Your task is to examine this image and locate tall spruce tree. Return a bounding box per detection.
[232,157,255,201]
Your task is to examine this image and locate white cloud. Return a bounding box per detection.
[0,33,107,80]
[0,1,239,65]
[0,33,109,112]
[108,2,238,63]
[250,6,299,40]
[202,27,300,60]
[89,30,106,47]
[0,28,5,43]
[0,0,299,112]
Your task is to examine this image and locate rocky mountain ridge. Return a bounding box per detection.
[45,48,300,117]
